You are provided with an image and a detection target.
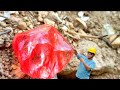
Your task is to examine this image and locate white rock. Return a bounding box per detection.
[38,11,48,18]
[36,22,40,25]
[4,11,19,18]
[44,18,55,26]
[0,11,19,21]
[78,11,90,21]
[81,17,90,22]
[17,30,23,33]
[0,17,6,22]
[29,24,34,29]
[61,25,68,31]
[38,16,43,22]
[78,11,84,18]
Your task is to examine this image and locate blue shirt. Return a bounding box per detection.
[76,54,95,79]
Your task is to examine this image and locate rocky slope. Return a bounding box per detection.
[0,11,120,79]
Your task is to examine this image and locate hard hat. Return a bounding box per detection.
[88,47,96,55]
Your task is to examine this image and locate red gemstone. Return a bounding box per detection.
[12,24,73,79]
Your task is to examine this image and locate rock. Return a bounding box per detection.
[0,22,7,27]
[44,18,55,26]
[58,58,80,79]
[78,29,87,35]
[73,41,77,47]
[54,24,58,29]
[52,12,62,23]
[109,35,120,47]
[4,11,19,16]
[10,15,22,22]
[65,21,74,29]
[29,24,34,29]
[36,22,40,25]
[0,38,4,47]
[18,21,27,30]
[0,16,6,22]
[68,22,74,29]
[4,27,12,31]
[26,21,32,26]
[23,17,29,22]
[117,48,120,54]
[74,34,80,39]
[103,24,116,35]
[4,27,13,34]
[5,58,9,62]
[14,29,18,34]
[78,11,90,22]
[47,11,63,23]
[57,11,62,15]
[78,11,84,18]
[20,11,26,16]
[38,11,48,18]
[75,17,87,30]
[0,27,2,30]
[61,25,68,31]
[17,30,23,33]
[5,42,11,48]
[62,20,66,25]
[38,16,43,22]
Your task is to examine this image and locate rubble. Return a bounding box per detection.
[11,64,26,79]
[51,12,62,23]
[5,42,11,48]
[0,22,7,27]
[0,11,19,22]
[103,23,116,35]
[75,17,87,30]
[0,11,120,79]
[78,11,90,22]
[109,34,120,48]
[0,38,4,47]
[38,11,48,18]
[44,18,55,26]
[117,48,120,54]
[38,16,43,22]
[17,21,27,30]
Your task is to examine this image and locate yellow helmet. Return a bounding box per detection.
[88,47,96,55]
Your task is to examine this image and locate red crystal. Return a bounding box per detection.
[12,24,73,79]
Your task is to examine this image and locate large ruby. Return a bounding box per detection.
[12,24,73,79]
